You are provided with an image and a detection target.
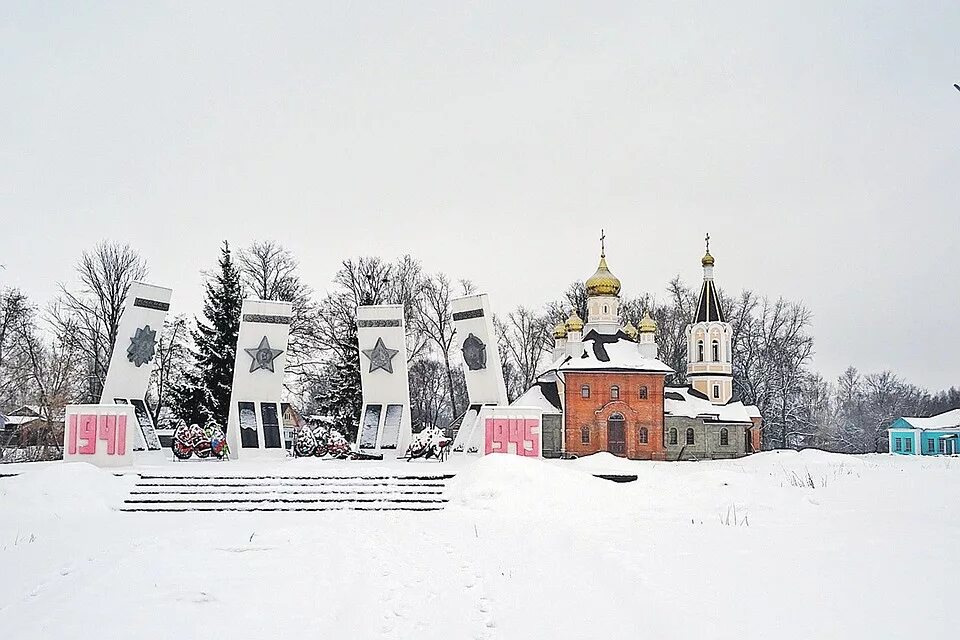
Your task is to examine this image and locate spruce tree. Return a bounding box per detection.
[174,241,243,425]
[315,321,363,440]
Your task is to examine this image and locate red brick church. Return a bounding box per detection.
[514,236,761,461]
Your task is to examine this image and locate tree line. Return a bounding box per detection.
[1,240,956,460]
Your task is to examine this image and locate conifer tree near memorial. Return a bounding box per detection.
[314,321,363,440]
[173,241,243,426]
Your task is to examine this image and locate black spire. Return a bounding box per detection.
[694,234,725,323]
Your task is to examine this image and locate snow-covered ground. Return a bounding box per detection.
[1,451,957,639]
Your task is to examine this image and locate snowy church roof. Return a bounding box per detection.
[512,381,563,413]
[663,386,757,424]
[894,408,960,431]
[554,330,674,375]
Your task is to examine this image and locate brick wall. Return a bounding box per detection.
[563,371,666,460]
[750,417,762,452]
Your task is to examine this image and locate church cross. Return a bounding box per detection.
[600,229,606,257]
[705,232,710,253]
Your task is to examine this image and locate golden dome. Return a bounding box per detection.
[552,322,568,339]
[623,322,638,339]
[638,310,657,333]
[585,255,622,297]
[701,232,715,266]
[565,311,584,332]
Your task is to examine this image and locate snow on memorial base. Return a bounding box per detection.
[1,451,957,640]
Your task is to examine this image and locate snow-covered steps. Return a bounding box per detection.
[120,473,454,512]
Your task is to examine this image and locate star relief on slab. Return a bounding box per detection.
[362,337,399,374]
[127,325,157,367]
[245,336,284,373]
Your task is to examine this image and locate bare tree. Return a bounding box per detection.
[148,315,189,427]
[459,279,477,296]
[408,357,448,429]
[237,240,319,388]
[414,273,459,417]
[51,242,147,401]
[310,255,428,364]
[0,288,31,408]
[495,307,551,400]
[3,312,81,460]
[238,241,302,301]
[732,296,815,449]
[545,282,588,325]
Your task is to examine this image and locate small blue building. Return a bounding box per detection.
[888,408,960,455]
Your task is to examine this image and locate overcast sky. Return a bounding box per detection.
[1,2,958,390]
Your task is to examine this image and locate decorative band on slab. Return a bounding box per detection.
[243,314,292,325]
[357,319,402,328]
[452,308,484,321]
[133,298,171,311]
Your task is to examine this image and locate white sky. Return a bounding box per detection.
[1,2,958,390]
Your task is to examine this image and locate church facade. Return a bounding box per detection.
[513,237,762,461]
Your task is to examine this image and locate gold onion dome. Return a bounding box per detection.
[553,322,568,339]
[623,322,638,339]
[565,311,584,332]
[585,254,622,297]
[639,310,657,333]
[701,232,715,266]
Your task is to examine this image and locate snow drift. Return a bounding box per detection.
[446,453,624,516]
[0,462,129,518]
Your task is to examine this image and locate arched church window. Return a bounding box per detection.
[697,340,704,362]
[669,428,678,445]
[639,427,648,444]
[713,384,720,399]
[720,428,729,446]
[639,386,648,400]
[712,340,720,361]
[603,305,608,314]
[686,428,695,445]
[581,426,590,444]
[581,384,590,399]
[610,385,619,400]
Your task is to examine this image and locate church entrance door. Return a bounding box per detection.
[607,414,626,456]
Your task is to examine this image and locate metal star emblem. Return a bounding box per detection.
[362,337,399,374]
[127,325,157,367]
[245,336,284,373]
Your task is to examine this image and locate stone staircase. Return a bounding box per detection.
[120,473,454,512]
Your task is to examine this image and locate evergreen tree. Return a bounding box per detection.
[314,321,362,440]
[173,241,243,425]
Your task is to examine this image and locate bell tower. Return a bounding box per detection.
[685,234,733,404]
